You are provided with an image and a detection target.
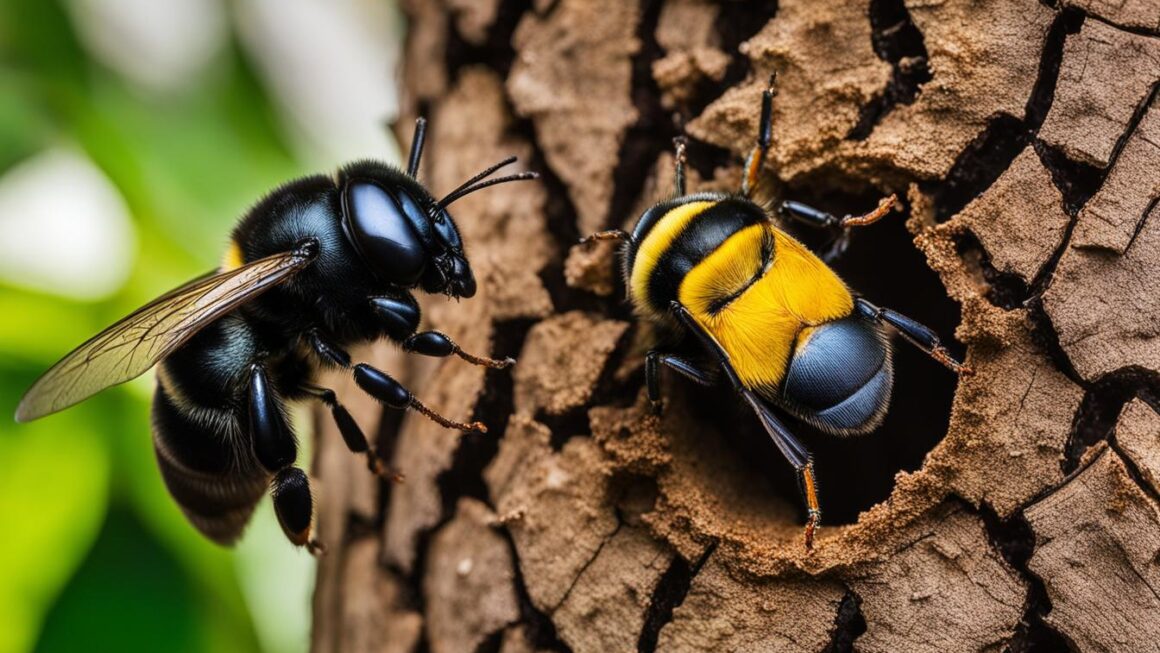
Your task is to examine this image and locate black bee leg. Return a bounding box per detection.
[249,363,298,474]
[645,350,717,413]
[780,195,898,231]
[669,301,822,551]
[353,363,488,433]
[780,195,898,263]
[855,298,973,376]
[406,117,428,178]
[300,384,404,482]
[248,364,322,553]
[673,136,688,195]
[403,331,514,369]
[742,73,777,198]
[369,294,422,342]
[306,329,351,369]
[271,467,323,555]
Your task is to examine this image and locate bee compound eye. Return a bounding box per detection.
[343,181,427,285]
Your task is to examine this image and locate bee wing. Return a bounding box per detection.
[16,246,317,422]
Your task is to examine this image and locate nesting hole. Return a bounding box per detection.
[678,182,960,526]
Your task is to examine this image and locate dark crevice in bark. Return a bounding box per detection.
[1031,141,1101,216]
[636,543,716,653]
[953,231,1030,311]
[501,528,575,652]
[1024,9,1082,131]
[438,318,535,515]
[605,0,674,237]
[927,114,1029,223]
[1124,195,1159,255]
[678,0,780,121]
[1037,81,1158,217]
[538,407,592,450]
[979,505,1073,653]
[444,0,533,82]
[822,590,867,653]
[473,629,505,653]
[1022,300,1083,389]
[1063,367,1160,474]
[848,0,932,140]
[1083,11,1160,38]
[925,9,1077,222]
[1103,80,1160,181]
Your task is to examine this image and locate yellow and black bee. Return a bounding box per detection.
[581,75,970,550]
[16,118,536,552]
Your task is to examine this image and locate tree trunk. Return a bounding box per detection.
[310,1,1160,652]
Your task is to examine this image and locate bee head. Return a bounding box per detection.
[339,156,536,299]
[419,205,475,299]
[339,165,476,298]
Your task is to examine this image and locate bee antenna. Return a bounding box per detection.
[438,156,517,203]
[437,171,540,209]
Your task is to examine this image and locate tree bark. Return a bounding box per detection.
[311,1,1160,652]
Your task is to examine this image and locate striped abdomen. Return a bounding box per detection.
[152,314,270,545]
[779,316,893,435]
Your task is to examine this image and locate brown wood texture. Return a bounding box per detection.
[310,1,1160,651]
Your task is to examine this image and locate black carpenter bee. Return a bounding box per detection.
[580,74,971,550]
[16,119,537,553]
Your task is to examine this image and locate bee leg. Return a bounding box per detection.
[248,364,323,553]
[249,363,298,473]
[742,73,777,198]
[668,302,822,551]
[741,391,823,551]
[304,329,488,434]
[369,294,421,342]
[673,136,688,195]
[353,363,488,433]
[855,298,973,376]
[300,384,404,482]
[779,194,898,231]
[271,467,323,555]
[645,350,717,413]
[403,331,514,369]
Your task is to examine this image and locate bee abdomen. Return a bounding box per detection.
[778,316,893,436]
[152,382,268,545]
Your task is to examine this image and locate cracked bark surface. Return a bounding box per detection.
[311,1,1160,651]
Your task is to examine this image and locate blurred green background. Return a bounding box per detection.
[0,1,400,651]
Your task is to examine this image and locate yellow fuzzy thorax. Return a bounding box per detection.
[678,225,853,390]
[629,200,716,318]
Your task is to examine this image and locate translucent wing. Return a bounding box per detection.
[16,245,317,422]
